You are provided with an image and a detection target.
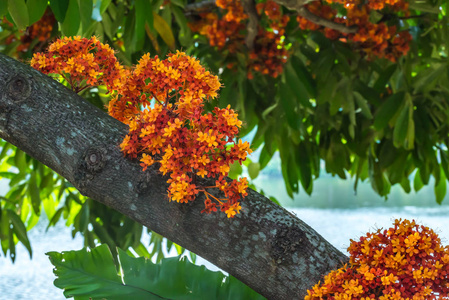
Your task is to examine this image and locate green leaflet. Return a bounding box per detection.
[435,166,447,205]
[78,0,93,33]
[7,0,29,30]
[7,209,32,258]
[49,0,69,23]
[248,162,260,180]
[153,12,176,50]
[393,93,415,150]
[26,0,48,24]
[61,0,81,36]
[374,92,405,130]
[373,64,397,92]
[0,1,7,17]
[47,244,265,300]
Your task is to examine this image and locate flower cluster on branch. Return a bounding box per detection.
[298,0,412,61]
[190,0,412,77]
[31,36,251,218]
[190,0,290,79]
[306,219,449,299]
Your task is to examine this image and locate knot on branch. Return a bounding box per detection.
[135,171,153,195]
[270,224,309,265]
[7,75,31,102]
[84,146,107,173]
[75,146,108,187]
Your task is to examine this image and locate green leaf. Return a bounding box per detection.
[153,12,176,50]
[28,172,41,215]
[290,55,316,98]
[7,209,32,258]
[414,170,424,192]
[61,0,80,36]
[100,0,111,14]
[26,0,48,24]
[49,0,69,22]
[373,64,396,92]
[374,92,405,130]
[78,201,90,233]
[259,145,274,170]
[353,91,373,119]
[248,162,260,180]
[48,245,125,299]
[8,0,29,30]
[284,62,311,108]
[46,207,64,230]
[0,1,7,17]
[295,143,312,194]
[435,167,446,204]
[440,149,449,180]
[413,64,446,93]
[279,81,300,130]
[78,0,93,33]
[48,245,265,300]
[14,149,27,173]
[8,225,16,262]
[133,0,149,51]
[393,93,414,150]
[229,161,243,179]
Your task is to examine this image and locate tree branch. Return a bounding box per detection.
[0,54,348,299]
[185,0,217,15]
[241,0,259,50]
[273,0,358,34]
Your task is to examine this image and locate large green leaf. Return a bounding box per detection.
[28,172,41,215]
[284,62,312,108]
[373,64,397,92]
[133,0,150,51]
[435,166,446,204]
[78,0,93,33]
[7,209,32,258]
[279,81,300,130]
[393,93,414,150]
[153,12,176,50]
[49,0,69,23]
[48,244,265,300]
[26,0,48,24]
[0,1,7,17]
[374,92,405,130]
[61,0,81,36]
[8,0,29,30]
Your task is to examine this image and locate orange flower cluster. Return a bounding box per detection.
[31,36,127,93]
[306,219,449,299]
[31,37,251,218]
[298,0,412,61]
[190,0,289,78]
[112,51,252,217]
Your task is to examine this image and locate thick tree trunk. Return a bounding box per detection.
[0,54,348,299]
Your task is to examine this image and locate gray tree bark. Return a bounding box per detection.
[0,53,348,299]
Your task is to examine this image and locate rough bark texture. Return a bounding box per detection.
[0,54,348,299]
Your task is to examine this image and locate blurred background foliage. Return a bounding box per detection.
[0,0,447,278]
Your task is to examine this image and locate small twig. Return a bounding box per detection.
[271,0,358,34]
[297,6,358,34]
[241,0,259,50]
